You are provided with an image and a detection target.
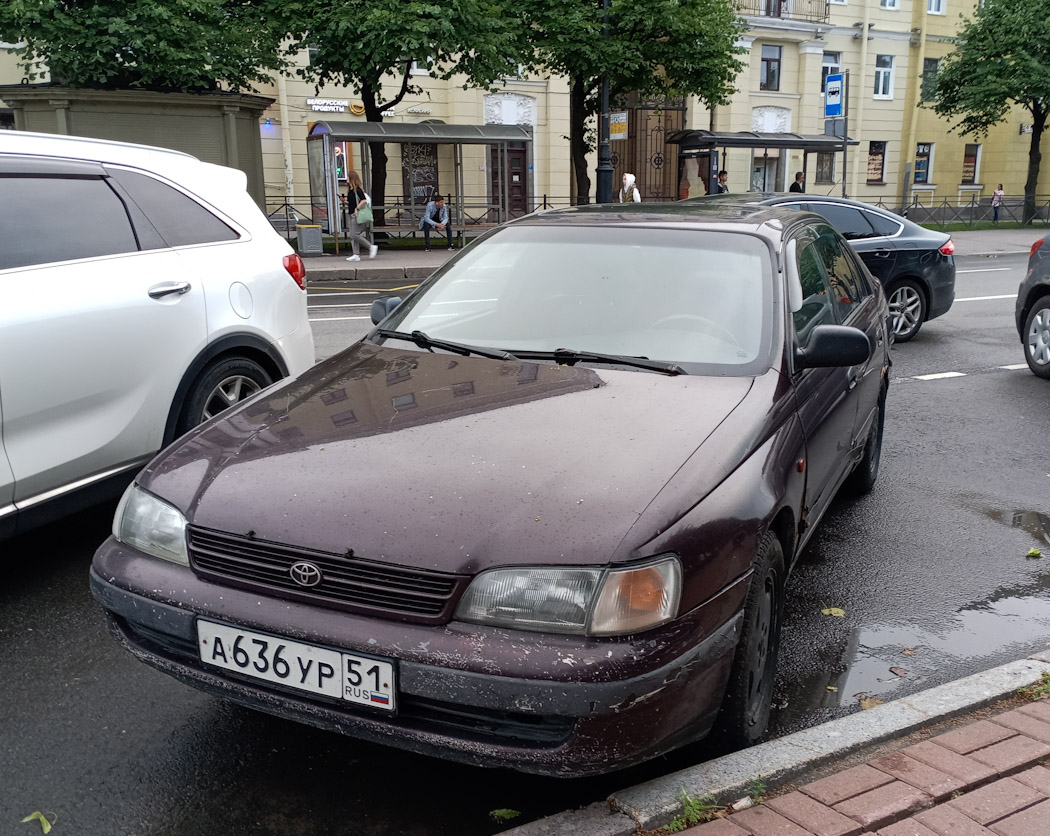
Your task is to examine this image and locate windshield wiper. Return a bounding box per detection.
[513,348,687,375]
[375,329,518,361]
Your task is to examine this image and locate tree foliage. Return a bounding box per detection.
[525,0,746,200]
[933,0,1050,221]
[0,0,287,92]
[273,0,527,220]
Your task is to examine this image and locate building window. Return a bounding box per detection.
[829,0,846,5]
[821,52,841,93]
[962,143,981,184]
[914,143,933,184]
[881,0,898,8]
[921,58,940,102]
[928,0,945,12]
[816,152,836,185]
[391,393,417,411]
[867,141,887,184]
[760,45,782,92]
[874,55,894,99]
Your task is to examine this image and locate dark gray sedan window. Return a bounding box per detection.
[108,169,238,247]
[813,227,870,321]
[793,239,836,347]
[386,226,773,370]
[863,209,903,237]
[0,176,138,270]
[806,203,876,240]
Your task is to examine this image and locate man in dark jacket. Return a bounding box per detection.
[789,171,805,193]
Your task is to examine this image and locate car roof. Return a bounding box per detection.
[515,201,816,239]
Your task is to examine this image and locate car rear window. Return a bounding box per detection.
[863,209,903,237]
[384,225,774,373]
[107,168,239,248]
[0,176,139,270]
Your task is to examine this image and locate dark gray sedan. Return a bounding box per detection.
[683,194,956,342]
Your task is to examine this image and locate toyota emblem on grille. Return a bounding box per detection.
[289,561,323,587]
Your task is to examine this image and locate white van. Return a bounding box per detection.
[0,131,315,540]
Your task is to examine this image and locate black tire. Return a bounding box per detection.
[886,278,926,342]
[1023,296,1050,379]
[176,357,273,436]
[843,388,885,496]
[713,531,785,748]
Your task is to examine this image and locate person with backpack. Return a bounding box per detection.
[619,173,642,203]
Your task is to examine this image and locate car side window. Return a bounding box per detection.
[813,227,871,321]
[863,209,902,237]
[107,168,239,248]
[792,236,837,348]
[807,203,876,240]
[0,176,139,270]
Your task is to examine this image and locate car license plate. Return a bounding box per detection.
[197,620,396,712]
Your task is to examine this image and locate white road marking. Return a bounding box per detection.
[956,268,1014,273]
[955,294,1015,302]
[914,371,967,380]
[308,303,371,309]
[309,316,371,322]
[999,364,1029,370]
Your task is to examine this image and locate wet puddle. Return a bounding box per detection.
[775,509,1050,721]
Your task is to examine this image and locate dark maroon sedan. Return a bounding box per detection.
[91,203,890,776]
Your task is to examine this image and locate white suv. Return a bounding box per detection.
[0,132,314,540]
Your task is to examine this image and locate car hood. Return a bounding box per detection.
[141,345,755,575]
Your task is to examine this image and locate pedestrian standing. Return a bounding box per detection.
[345,170,378,262]
[715,170,730,194]
[619,173,642,203]
[992,184,1004,222]
[789,171,805,193]
[419,195,454,251]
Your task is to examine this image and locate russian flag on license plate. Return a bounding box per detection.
[370,692,390,705]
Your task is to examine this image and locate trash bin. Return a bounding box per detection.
[296,224,323,256]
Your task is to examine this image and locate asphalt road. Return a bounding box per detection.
[2,253,1048,836]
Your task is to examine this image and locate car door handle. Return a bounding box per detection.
[148,281,192,299]
[872,251,892,258]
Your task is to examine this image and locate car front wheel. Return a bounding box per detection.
[177,357,273,436]
[1024,297,1050,379]
[887,279,926,342]
[844,388,886,496]
[714,531,785,748]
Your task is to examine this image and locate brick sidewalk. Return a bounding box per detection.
[687,700,1050,835]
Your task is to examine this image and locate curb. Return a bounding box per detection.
[500,652,1050,836]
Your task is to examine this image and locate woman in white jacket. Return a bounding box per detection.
[619,173,642,203]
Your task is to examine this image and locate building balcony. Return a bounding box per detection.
[736,0,829,23]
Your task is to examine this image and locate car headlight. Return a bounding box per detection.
[113,483,189,566]
[454,556,681,636]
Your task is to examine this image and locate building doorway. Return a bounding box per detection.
[490,143,529,218]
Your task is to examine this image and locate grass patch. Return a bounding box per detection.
[665,790,721,833]
[1020,670,1050,701]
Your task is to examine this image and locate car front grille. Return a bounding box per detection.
[188,526,467,624]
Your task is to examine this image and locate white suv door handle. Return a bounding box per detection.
[148,281,192,299]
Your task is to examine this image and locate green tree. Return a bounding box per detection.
[526,0,746,202]
[0,0,286,92]
[932,0,1050,223]
[274,0,526,222]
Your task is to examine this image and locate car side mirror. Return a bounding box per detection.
[370,296,402,325]
[795,324,872,369]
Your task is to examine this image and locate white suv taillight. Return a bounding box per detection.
[283,254,307,289]
[939,239,955,256]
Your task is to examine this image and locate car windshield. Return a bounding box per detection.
[382,225,773,373]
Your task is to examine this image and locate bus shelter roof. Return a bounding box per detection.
[667,129,857,153]
[308,121,533,144]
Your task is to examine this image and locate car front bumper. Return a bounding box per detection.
[91,538,746,777]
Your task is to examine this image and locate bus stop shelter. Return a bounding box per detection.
[306,121,534,234]
[667,129,858,196]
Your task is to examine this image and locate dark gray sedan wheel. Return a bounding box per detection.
[177,358,272,435]
[714,531,784,748]
[887,279,926,342]
[844,389,885,496]
[1024,296,1050,379]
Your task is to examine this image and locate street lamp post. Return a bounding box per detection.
[596,0,614,204]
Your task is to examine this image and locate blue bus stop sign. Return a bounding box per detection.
[825,74,843,118]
